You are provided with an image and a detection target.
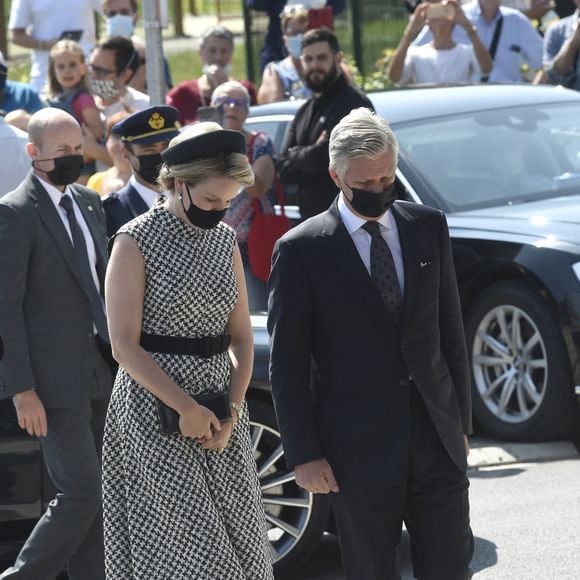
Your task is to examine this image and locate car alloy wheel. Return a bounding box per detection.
[466,281,578,440]
[472,304,547,424]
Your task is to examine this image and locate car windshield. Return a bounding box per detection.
[395,102,580,212]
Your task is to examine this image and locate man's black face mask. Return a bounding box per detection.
[345,181,397,218]
[131,152,163,186]
[33,155,84,186]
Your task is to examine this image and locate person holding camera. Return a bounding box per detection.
[413,0,543,82]
[389,0,493,84]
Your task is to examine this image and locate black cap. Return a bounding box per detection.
[161,129,247,166]
[112,105,180,145]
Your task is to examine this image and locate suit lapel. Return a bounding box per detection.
[392,203,420,330]
[125,184,149,217]
[29,176,86,291]
[320,202,396,330]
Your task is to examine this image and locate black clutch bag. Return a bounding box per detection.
[156,392,232,434]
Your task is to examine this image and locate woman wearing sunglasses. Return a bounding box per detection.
[211,81,277,312]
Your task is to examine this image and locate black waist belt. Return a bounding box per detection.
[140,332,231,358]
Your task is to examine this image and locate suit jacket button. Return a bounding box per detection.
[399,378,409,387]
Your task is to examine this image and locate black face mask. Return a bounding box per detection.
[345,181,397,218]
[133,152,163,186]
[181,184,226,230]
[33,155,84,186]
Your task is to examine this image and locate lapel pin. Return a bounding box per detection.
[88,205,93,211]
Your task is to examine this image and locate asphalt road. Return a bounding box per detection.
[290,457,580,580]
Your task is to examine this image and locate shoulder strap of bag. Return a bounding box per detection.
[481,13,503,83]
[489,14,503,61]
[247,131,287,216]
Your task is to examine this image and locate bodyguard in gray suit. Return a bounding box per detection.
[0,108,112,580]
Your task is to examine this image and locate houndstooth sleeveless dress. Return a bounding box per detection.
[102,205,273,580]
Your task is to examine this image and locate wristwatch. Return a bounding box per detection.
[230,401,244,424]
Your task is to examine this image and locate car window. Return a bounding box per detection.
[394,103,580,212]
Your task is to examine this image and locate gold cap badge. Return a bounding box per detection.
[148,112,165,130]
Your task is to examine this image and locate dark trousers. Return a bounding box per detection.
[1,347,111,580]
[330,387,474,580]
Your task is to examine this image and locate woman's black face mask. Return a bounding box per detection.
[181,183,226,229]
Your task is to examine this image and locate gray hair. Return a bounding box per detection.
[200,26,234,51]
[329,108,398,179]
[210,80,250,105]
[157,122,254,191]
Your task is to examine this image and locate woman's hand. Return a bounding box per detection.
[178,402,221,439]
[200,419,234,452]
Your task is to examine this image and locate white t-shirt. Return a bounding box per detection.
[400,43,480,85]
[101,86,150,119]
[9,0,102,93]
[0,119,31,197]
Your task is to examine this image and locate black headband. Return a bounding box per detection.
[161,129,247,166]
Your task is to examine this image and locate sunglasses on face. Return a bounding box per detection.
[213,97,249,111]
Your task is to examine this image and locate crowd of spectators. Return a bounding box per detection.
[2,0,580,204]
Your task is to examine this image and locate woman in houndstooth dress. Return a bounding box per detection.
[102,124,273,579]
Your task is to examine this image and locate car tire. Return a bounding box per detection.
[247,397,331,577]
[465,280,578,441]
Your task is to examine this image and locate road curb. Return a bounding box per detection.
[467,440,579,469]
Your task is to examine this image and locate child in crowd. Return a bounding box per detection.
[86,111,132,196]
[47,40,104,184]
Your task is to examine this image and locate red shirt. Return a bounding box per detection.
[166,78,257,126]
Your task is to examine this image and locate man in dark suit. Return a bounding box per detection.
[268,108,474,580]
[0,108,112,580]
[278,28,374,220]
[102,105,180,236]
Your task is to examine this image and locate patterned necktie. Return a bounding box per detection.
[59,194,109,343]
[362,220,402,324]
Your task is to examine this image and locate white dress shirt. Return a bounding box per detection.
[0,119,30,197]
[129,175,160,208]
[338,193,405,296]
[38,175,102,295]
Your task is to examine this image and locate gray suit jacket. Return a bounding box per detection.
[0,172,111,408]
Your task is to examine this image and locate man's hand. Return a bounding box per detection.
[406,2,429,39]
[464,435,470,458]
[572,21,580,51]
[451,1,472,31]
[205,64,230,89]
[13,389,47,437]
[295,458,340,494]
[315,130,328,145]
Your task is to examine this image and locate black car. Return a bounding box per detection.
[2,84,580,577]
[247,84,580,444]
